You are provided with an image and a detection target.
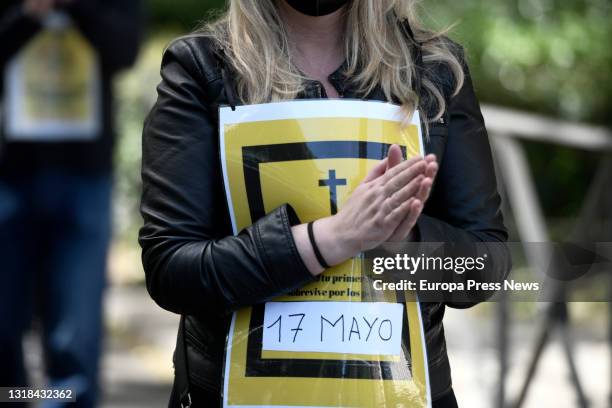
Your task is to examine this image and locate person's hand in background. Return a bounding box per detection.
[22,0,56,19]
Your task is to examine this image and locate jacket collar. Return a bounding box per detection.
[298,60,387,102]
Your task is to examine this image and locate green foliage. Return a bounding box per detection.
[146,0,225,31]
[421,0,612,219]
[114,33,178,238]
[423,0,612,125]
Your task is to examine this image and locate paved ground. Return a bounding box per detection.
[444,306,610,408]
[100,286,177,408]
[23,286,610,407]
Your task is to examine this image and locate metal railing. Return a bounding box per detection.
[482,104,612,408]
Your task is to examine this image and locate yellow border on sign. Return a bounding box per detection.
[221,109,429,408]
[227,304,428,407]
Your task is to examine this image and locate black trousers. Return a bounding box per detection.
[169,383,459,407]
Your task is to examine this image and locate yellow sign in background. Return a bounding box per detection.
[5,12,100,140]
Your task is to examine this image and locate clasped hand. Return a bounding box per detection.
[314,144,438,267]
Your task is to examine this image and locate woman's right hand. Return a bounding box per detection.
[293,145,437,275]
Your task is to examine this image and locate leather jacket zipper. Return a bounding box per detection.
[183,329,222,391]
[185,327,210,354]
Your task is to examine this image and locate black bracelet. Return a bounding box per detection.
[307,221,330,269]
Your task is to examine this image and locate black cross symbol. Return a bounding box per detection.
[319,169,347,215]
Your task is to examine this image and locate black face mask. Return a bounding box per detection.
[285,0,348,17]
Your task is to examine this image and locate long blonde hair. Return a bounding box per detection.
[203,0,465,123]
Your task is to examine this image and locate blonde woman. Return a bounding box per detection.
[140,0,509,406]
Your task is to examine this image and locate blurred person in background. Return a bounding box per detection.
[0,0,142,406]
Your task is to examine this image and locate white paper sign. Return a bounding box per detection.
[262,301,404,356]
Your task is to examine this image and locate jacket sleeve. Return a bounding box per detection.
[65,0,143,72]
[139,40,314,316]
[0,4,41,75]
[416,56,511,308]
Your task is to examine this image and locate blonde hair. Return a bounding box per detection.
[203,0,465,123]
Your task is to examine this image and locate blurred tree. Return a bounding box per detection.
[147,0,225,31]
[422,0,612,220]
[424,0,612,126]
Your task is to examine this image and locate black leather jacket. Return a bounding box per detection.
[139,33,510,404]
